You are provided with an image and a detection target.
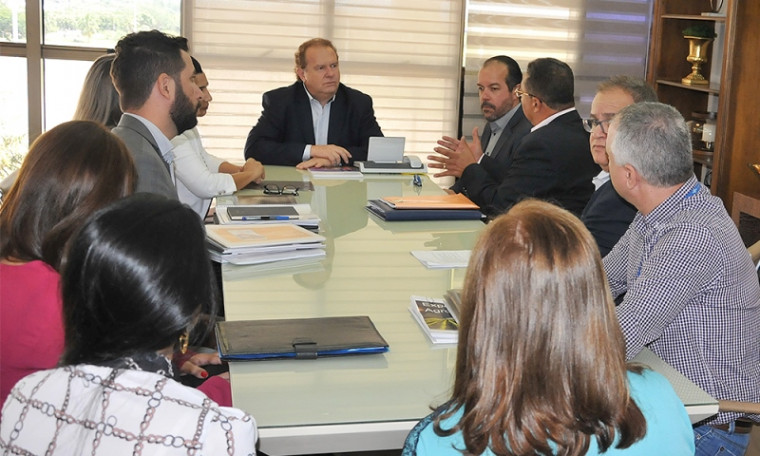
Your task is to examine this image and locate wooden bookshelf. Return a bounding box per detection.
[646,0,760,212]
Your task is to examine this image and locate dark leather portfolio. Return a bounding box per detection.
[215,315,389,360]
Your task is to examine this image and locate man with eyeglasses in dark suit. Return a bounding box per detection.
[580,75,657,257]
[455,57,599,217]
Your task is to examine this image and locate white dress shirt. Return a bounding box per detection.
[172,126,236,218]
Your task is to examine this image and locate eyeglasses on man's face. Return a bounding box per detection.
[514,88,539,101]
[582,118,612,134]
[263,184,299,196]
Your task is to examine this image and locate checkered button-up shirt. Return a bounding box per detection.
[604,176,760,425]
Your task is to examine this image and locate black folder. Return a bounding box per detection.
[365,199,484,221]
[215,316,389,360]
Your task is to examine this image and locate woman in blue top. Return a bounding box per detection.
[403,199,694,456]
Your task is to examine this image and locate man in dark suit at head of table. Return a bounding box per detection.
[427,55,532,193]
[243,38,383,169]
[454,57,599,217]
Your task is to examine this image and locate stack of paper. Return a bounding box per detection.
[366,194,484,221]
[411,250,471,269]
[215,203,320,230]
[206,223,326,265]
[409,296,459,344]
[443,289,462,323]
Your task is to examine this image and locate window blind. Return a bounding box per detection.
[461,0,652,140]
[187,0,464,166]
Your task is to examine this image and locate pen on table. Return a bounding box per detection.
[241,215,298,221]
[412,174,422,187]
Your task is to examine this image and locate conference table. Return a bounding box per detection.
[219,166,717,455]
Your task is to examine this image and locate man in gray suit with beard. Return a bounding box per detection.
[111,30,203,199]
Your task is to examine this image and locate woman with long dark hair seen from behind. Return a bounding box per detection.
[0,120,136,409]
[0,194,257,453]
[403,199,694,455]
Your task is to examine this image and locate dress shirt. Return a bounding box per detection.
[172,126,236,218]
[123,113,175,182]
[592,170,610,190]
[303,83,336,161]
[605,176,760,425]
[482,104,518,157]
[530,107,576,132]
[1,364,257,454]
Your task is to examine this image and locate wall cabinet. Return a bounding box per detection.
[646,0,760,212]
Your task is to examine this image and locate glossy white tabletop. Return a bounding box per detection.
[220,167,717,455]
[221,167,483,454]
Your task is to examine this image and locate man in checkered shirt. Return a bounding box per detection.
[603,102,760,455]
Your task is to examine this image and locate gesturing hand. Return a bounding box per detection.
[427,128,480,178]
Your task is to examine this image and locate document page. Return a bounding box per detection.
[411,250,471,269]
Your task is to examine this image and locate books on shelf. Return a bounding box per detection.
[215,316,389,360]
[205,223,326,265]
[409,295,459,344]
[308,165,364,179]
[366,199,484,221]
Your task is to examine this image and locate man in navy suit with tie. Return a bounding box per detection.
[428,56,532,192]
[244,38,383,168]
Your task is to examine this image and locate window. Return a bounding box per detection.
[0,0,181,180]
[2,0,652,183]
[461,0,652,139]
[42,0,179,48]
[0,56,27,179]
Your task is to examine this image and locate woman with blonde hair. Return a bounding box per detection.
[403,199,694,455]
[73,53,122,128]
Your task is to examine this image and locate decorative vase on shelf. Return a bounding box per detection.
[681,36,713,86]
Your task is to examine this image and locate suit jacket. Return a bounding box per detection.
[112,115,177,199]
[479,106,533,177]
[244,82,383,166]
[451,107,532,193]
[581,179,637,257]
[458,110,599,217]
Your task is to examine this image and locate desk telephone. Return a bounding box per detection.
[357,155,426,173]
[402,155,424,169]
